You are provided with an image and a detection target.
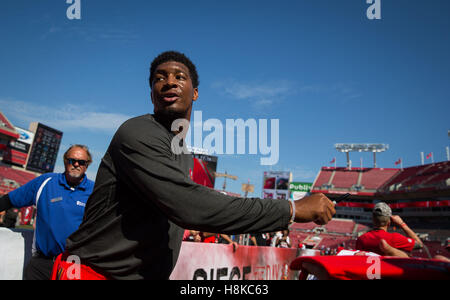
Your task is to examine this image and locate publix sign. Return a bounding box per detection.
[289,182,312,200]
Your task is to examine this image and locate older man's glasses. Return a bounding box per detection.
[66,158,88,166]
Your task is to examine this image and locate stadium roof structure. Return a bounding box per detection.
[0,111,19,140]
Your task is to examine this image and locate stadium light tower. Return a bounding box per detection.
[335,143,389,169]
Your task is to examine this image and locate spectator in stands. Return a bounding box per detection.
[54,51,335,280]
[250,233,269,247]
[182,229,201,242]
[0,144,94,280]
[200,232,238,250]
[356,202,423,256]
[217,233,239,252]
[200,232,217,243]
[183,230,239,252]
[271,231,283,247]
[275,229,291,248]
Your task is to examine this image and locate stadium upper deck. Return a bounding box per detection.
[311,161,450,230]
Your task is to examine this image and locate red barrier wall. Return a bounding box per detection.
[170,242,300,280]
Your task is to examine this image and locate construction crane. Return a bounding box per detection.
[214,171,238,191]
[241,179,255,198]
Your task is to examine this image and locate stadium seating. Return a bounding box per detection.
[0,180,20,195]
[360,168,398,190]
[412,241,447,259]
[332,170,359,189]
[380,162,450,193]
[290,222,318,231]
[313,168,334,188]
[0,166,36,185]
[289,218,368,252]
[324,219,356,234]
[313,167,402,195]
[317,234,352,249]
[0,165,36,195]
[289,232,311,247]
[354,223,369,234]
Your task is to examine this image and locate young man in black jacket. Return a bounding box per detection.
[54,51,335,280]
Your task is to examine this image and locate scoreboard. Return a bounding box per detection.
[26,122,63,174]
[191,153,218,189]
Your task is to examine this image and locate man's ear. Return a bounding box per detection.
[192,88,199,102]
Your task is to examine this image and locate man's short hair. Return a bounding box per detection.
[149,51,199,89]
[63,144,93,166]
[373,215,390,227]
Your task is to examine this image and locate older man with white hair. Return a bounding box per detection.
[0,144,94,279]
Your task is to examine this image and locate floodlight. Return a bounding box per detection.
[334,143,389,168]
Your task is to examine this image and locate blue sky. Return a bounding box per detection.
[1,0,449,196]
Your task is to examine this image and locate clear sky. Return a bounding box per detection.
[1,0,449,196]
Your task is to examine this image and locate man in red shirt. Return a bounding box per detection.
[356,202,423,256]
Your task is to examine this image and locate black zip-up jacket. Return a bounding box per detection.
[66,114,291,279]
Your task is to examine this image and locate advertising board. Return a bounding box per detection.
[262,171,292,200]
[289,182,312,200]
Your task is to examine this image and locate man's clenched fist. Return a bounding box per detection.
[293,193,336,225]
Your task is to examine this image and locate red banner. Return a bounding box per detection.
[170,242,300,280]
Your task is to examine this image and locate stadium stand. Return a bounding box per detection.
[379,161,450,194]
[316,234,351,249]
[312,163,449,195]
[332,169,359,189]
[291,219,366,236]
[306,161,449,258]
[289,219,369,252]
[354,223,369,234]
[324,219,356,235]
[0,165,37,197]
[412,241,448,259]
[312,167,400,195]
[360,168,399,190]
[290,222,317,232]
[313,168,334,189]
